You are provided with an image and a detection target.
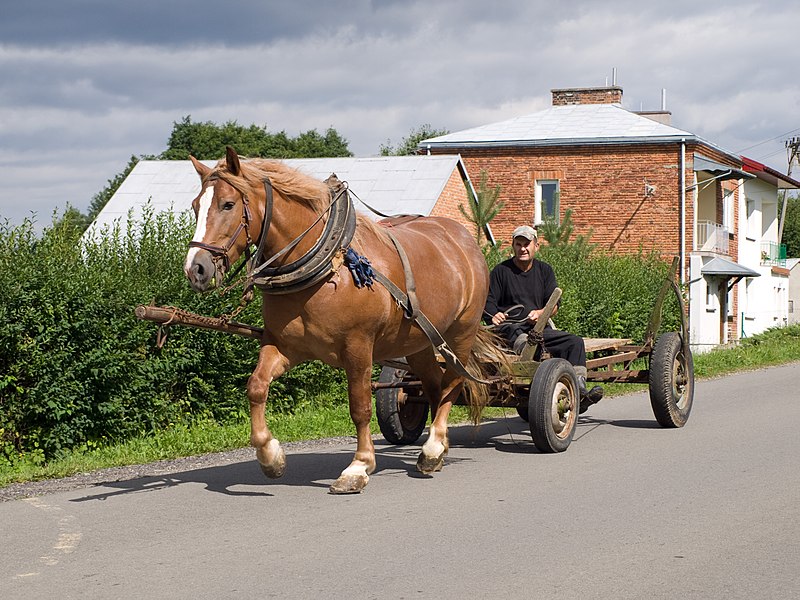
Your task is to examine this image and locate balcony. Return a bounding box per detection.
[760,241,787,267]
[696,221,729,254]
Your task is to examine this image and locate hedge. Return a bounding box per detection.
[1,212,677,463]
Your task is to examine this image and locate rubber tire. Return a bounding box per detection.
[528,359,580,453]
[375,367,429,445]
[516,404,529,421]
[648,332,694,428]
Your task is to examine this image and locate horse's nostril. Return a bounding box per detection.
[195,263,204,276]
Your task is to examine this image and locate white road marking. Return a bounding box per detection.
[21,497,82,571]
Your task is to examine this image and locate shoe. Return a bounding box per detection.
[578,376,604,414]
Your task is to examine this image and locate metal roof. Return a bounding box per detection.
[741,156,800,189]
[694,154,755,181]
[420,104,740,162]
[701,256,761,278]
[88,155,468,237]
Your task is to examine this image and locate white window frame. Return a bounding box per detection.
[722,189,734,232]
[705,280,717,310]
[746,198,757,240]
[534,179,560,224]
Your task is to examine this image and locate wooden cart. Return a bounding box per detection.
[371,257,694,453]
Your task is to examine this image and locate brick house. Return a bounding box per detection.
[421,86,799,350]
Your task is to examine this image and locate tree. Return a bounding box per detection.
[380,124,449,156]
[781,193,800,257]
[84,117,354,227]
[459,170,503,244]
[538,207,595,258]
[160,116,352,160]
[52,204,92,236]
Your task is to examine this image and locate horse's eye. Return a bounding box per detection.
[223,201,236,211]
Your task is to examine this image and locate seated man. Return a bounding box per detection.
[485,225,603,412]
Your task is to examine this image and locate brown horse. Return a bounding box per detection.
[184,147,493,494]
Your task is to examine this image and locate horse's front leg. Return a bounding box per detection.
[248,344,291,479]
[329,347,375,495]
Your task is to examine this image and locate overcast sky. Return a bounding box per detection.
[2,0,799,227]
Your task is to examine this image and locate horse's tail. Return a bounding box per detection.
[462,326,515,424]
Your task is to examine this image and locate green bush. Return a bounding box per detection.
[0,210,346,464]
[537,244,681,341]
[0,207,681,466]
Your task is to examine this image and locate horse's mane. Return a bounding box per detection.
[210,157,330,214]
[210,156,392,250]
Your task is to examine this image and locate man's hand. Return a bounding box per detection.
[491,311,507,326]
[527,309,543,323]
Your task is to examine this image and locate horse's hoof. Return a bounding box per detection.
[258,444,286,479]
[416,451,446,474]
[329,473,369,494]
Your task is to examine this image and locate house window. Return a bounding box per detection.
[705,280,716,310]
[722,189,734,233]
[535,180,560,224]
[746,198,756,239]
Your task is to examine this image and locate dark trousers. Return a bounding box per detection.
[497,323,586,367]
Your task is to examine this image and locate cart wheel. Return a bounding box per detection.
[528,359,579,453]
[515,405,529,421]
[649,332,694,428]
[375,367,429,445]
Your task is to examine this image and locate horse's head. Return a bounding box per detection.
[184,147,255,292]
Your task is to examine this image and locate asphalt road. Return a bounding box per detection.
[2,363,799,599]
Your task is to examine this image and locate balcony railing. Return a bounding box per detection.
[760,242,787,267]
[696,221,729,254]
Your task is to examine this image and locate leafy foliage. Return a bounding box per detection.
[459,170,503,244]
[160,116,353,161]
[538,208,595,255]
[380,124,449,156]
[536,237,681,342]
[781,192,800,257]
[79,117,353,228]
[2,193,680,467]
[0,211,347,465]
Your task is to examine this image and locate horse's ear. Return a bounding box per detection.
[225,146,241,176]
[189,155,211,179]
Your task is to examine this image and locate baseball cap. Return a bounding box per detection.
[512,225,538,241]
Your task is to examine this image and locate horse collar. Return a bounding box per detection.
[251,181,357,295]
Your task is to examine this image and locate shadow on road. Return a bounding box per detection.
[65,416,654,503]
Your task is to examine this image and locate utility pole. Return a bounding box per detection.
[778,137,800,243]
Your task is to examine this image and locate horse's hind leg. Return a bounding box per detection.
[248,344,291,479]
[406,349,463,474]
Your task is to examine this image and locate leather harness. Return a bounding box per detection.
[191,171,485,382]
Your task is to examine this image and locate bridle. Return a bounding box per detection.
[187,173,273,278]
[188,171,352,294]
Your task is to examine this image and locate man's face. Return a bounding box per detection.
[512,236,538,262]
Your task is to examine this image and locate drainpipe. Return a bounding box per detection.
[680,140,686,285]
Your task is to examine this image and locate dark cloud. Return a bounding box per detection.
[1,0,798,225]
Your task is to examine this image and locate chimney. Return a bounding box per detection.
[635,111,672,125]
[551,86,623,106]
[634,89,671,125]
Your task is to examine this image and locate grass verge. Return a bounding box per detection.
[2,325,799,488]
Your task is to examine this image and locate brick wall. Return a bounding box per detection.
[439,144,692,257]
[430,166,475,233]
[551,86,623,105]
